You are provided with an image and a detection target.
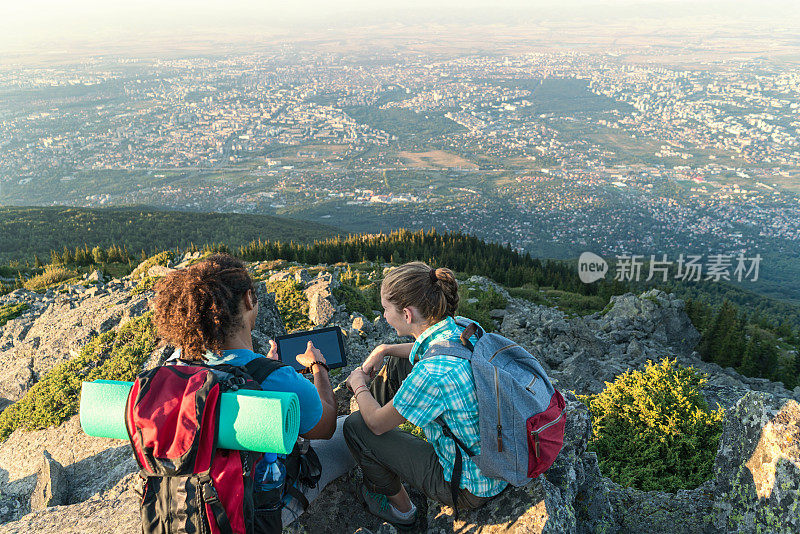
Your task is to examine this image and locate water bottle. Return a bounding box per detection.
[254,453,286,492]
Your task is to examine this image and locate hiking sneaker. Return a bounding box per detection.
[359,485,417,529]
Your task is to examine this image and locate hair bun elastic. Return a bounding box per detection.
[429,268,438,283]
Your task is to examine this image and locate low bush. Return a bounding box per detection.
[579,358,724,492]
[130,275,161,296]
[263,279,312,332]
[0,303,29,327]
[457,286,508,332]
[333,283,375,318]
[23,265,79,291]
[0,312,157,441]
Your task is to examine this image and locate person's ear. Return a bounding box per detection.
[403,307,414,325]
[245,289,257,311]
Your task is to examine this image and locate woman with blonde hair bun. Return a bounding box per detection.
[344,261,507,530]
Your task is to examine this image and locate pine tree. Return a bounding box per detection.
[739,335,759,376]
[92,246,106,264]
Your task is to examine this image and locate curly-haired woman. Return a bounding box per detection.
[343,262,507,529]
[152,253,351,529]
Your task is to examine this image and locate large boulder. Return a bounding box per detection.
[598,290,700,356]
[251,281,286,354]
[0,415,137,521]
[710,392,800,533]
[29,451,67,511]
[308,292,336,327]
[0,473,140,534]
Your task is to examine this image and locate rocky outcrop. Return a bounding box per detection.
[710,392,799,534]
[0,415,136,523]
[1,267,798,533]
[304,272,339,327]
[500,288,799,409]
[29,451,67,511]
[0,283,150,404]
[0,473,140,534]
[252,281,287,354]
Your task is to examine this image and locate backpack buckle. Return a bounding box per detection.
[224,376,247,391]
[201,482,220,504]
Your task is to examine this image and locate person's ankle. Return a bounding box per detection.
[388,489,413,513]
[391,501,416,519]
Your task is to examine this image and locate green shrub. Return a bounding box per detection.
[0,303,29,327]
[0,312,157,441]
[0,280,12,296]
[130,251,174,279]
[456,286,507,332]
[130,275,161,296]
[579,358,724,492]
[333,283,375,318]
[476,287,507,310]
[507,285,550,306]
[23,265,80,291]
[545,290,606,316]
[263,279,312,332]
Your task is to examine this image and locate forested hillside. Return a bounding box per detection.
[0,206,341,264]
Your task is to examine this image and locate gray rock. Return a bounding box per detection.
[599,290,700,356]
[608,480,715,534]
[268,271,293,282]
[309,293,336,327]
[710,392,800,533]
[0,291,150,402]
[294,269,312,284]
[29,451,67,511]
[86,270,102,283]
[1,473,140,534]
[146,265,173,278]
[351,314,372,335]
[251,282,286,354]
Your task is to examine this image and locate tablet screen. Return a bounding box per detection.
[276,326,347,371]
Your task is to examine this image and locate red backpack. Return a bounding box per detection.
[125,358,284,534]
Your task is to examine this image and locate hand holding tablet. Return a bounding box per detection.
[275,326,347,372]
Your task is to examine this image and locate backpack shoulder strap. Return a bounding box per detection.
[243,357,286,384]
[435,416,474,521]
[423,339,473,361]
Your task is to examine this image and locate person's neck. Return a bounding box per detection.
[410,321,434,339]
[221,328,254,352]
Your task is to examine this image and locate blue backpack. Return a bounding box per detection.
[423,317,566,515]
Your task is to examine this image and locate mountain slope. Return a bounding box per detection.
[0,206,342,264]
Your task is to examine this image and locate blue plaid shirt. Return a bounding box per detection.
[393,316,508,498]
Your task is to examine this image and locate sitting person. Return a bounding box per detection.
[152,253,354,531]
[343,261,507,529]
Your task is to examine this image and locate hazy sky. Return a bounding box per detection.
[2,0,798,55]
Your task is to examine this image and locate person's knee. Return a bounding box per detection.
[343,410,366,444]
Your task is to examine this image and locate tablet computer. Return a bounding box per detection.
[276,326,347,372]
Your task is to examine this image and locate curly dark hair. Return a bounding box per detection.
[152,254,255,361]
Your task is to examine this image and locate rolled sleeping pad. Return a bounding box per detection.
[79,379,300,454]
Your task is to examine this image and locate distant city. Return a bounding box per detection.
[1,43,798,297]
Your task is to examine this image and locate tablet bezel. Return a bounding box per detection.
[275,326,347,371]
